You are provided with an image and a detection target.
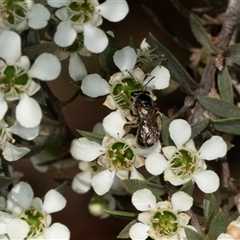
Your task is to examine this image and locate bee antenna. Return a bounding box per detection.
[144,76,155,87]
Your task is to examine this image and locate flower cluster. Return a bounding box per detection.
[0,182,70,240]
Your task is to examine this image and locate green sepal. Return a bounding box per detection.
[22,42,58,60]
[184,227,207,240]
[217,67,234,104]
[198,97,240,118]
[189,14,218,54]
[147,33,198,94]
[213,118,240,135]
[191,118,210,139]
[117,220,138,239]
[0,176,13,189]
[223,43,240,65]
[55,180,68,195]
[104,209,137,220]
[77,130,104,144]
[207,210,228,240]
[121,179,166,201]
[99,33,120,75]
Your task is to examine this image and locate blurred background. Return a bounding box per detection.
[11,1,239,239]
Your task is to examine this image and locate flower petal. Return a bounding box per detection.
[7,219,29,240]
[47,0,68,8]
[102,111,126,139]
[198,136,227,160]
[54,21,76,47]
[72,171,92,194]
[132,189,156,211]
[217,233,233,240]
[129,222,149,240]
[83,24,108,53]
[70,138,105,161]
[0,31,21,64]
[113,46,137,72]
[16,94,42,128]
[144,66,170,90]
[28,53,61,81]
[8,182,33,209]
[69,53,87,81]
[28,4,50,29]
[91,169,115,195]
[194,170,219,193]
[169,119,191,148]
[171,191,193,211]
[97,0,129,22]
[81,73,110,97]
[43,189,66,213]
[3,142,30,162]
[145,153,168,175]
[130,168,145,180]
[44,223,70,240]
[0,92,7,119]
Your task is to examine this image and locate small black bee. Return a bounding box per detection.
[124,90,161,148]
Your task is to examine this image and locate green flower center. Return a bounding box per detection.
[170,149,196,179]
[0,65,29,95]
[106,142,134,170]
[151,210,178,237]
[0,0,29,28]
[21,208,46,238]
[112,78,142,108]
[68,0,95,24]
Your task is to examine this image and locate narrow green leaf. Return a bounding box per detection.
[22,42,58,60]
[218,67,233,103]
[117,220,137,239]
[0,176,13,189]
[185,227,207,240]
[128,37,137,51]
[207,210,228,240]
[203,193,218,229]
[161,114,174,146]
[213,118,240,135]
[77,130,104,144]
[99,33,120,75]
[55,180,68,195]
[104,209,137,220]
[190,14,218,54]
[121,179,166,201]
[198,97,240,118]
[223,43,240,65]
[179,180,194,195]
[191,118,210,139]
[147,33,198,93]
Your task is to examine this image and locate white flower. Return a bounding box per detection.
[70,110,145,195]
[145,119,227,193]
[129,189,193,240]
[0,120,39,162]
[0,30,61,128]
[0,0,50,31]
[3,182,70,240]
[81,46,170,109]
[47,0,129,53]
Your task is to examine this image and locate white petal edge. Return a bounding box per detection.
[113,46,137,72]
[28,53,61,81]
[171,191,193,211]
[217,233,233,240]
[72,171,92,194]
[194,170,220,193]
[102,111,126,139]
[83,24,108,53]
[97,0,129,22]
[43,189,66,213]
[169,119,191,148]
[69,53,87,81]
[44,223,70,240]
[16,94,42,128]
[28,4,50,29]
[198,136,227,160]
[132,189,156,211]
[145,153,168,175]
[7,219,29,240]
[91,169,115,195]
[129,222,149,240]
[47,0,69,8]
[0,92,7,119]
[70,138,105,161]
[81,74,110,97]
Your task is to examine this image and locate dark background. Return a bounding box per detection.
[11,1,237,239]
